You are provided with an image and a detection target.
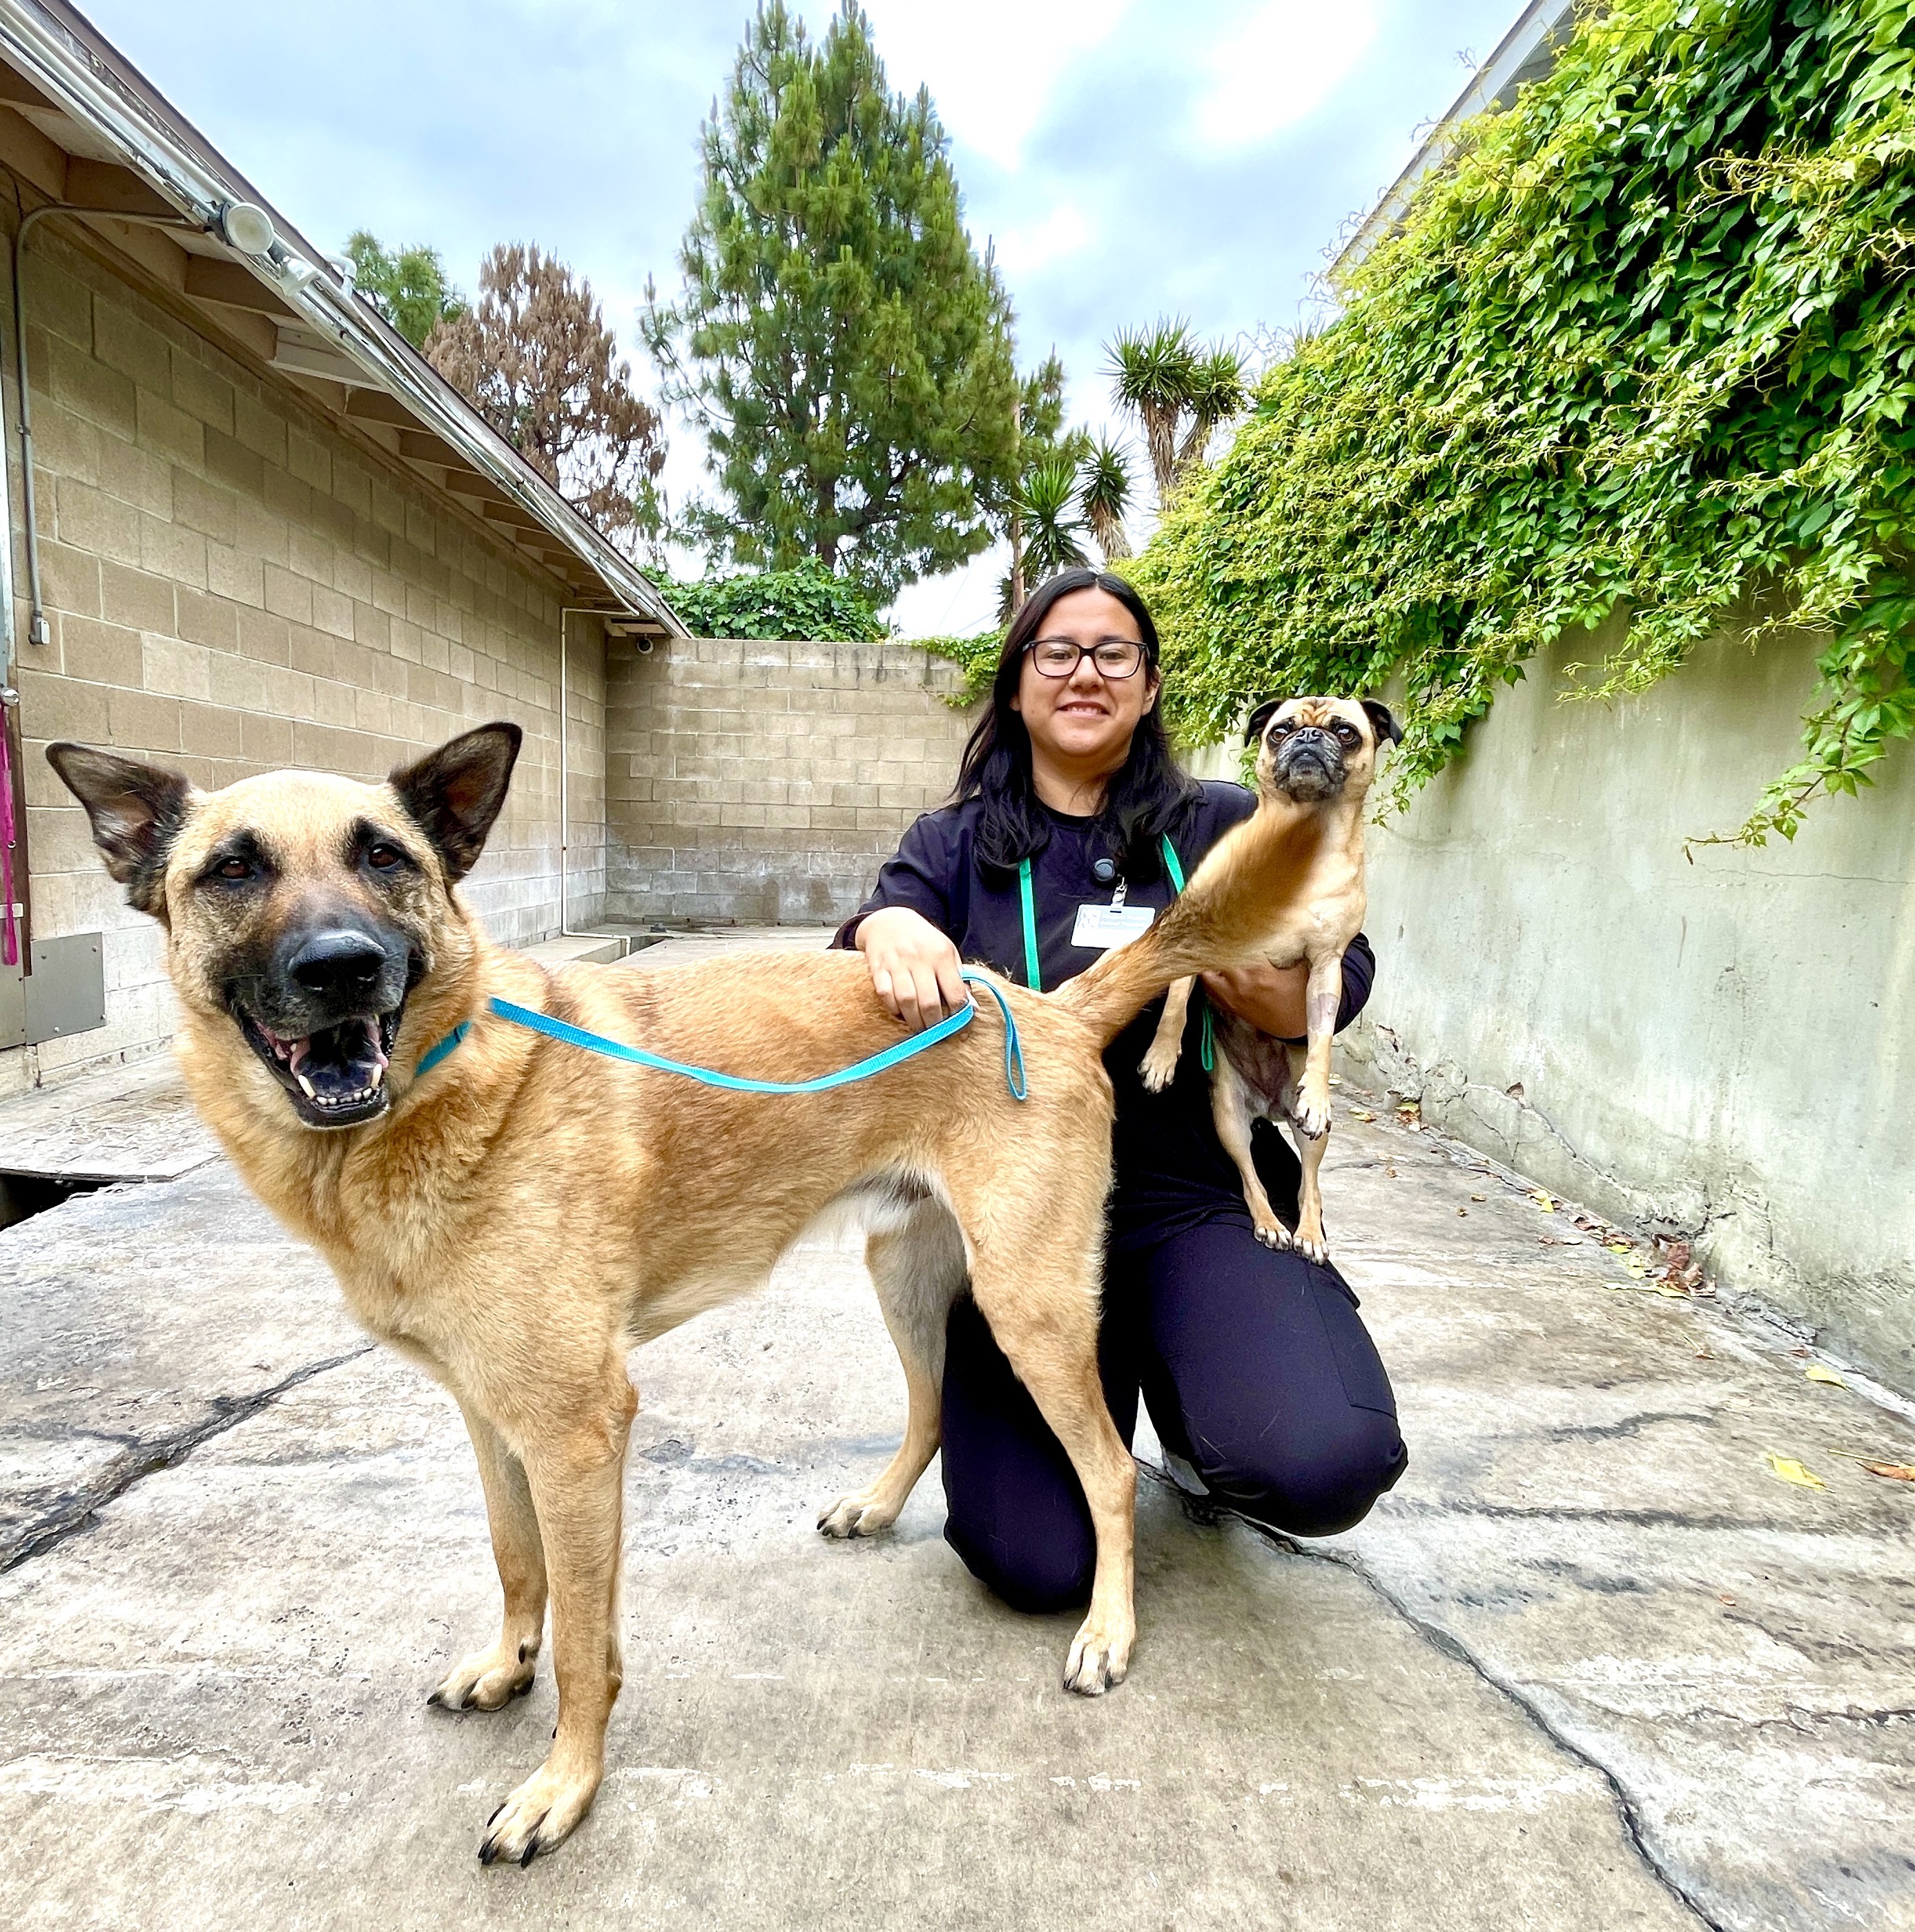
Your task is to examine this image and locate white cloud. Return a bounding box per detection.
[850,1,1135,167]
[992,204,1092,278]
[1187,0,1380,152]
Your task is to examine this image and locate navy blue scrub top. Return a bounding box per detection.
[836,780,1376,1255]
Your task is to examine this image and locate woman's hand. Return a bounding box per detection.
[1201,962,1310,1041]
[856,907,969,1032]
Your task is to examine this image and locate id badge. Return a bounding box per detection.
[1071,902,1156,950]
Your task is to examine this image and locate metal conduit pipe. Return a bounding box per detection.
[10,204,206,651]
[557,606,649,951]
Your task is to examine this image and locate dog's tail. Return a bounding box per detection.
[1050,801,1323,1045]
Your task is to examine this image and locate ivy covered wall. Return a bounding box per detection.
[1136,0,1915,850]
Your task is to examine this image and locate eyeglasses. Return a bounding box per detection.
[1024,637,1148,679]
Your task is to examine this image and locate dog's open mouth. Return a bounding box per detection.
[238,1007,400,1128]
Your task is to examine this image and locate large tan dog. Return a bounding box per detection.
[1138,697,1401,1262]
[48,723,1319,1866]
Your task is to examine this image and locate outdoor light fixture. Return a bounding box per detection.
[216,200,275,256]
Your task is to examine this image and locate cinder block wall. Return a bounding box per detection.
[10,226,605,1091]
[604,636,978,926]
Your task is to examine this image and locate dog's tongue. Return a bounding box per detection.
[289,1016,388,1109]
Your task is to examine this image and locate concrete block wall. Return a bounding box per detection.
[604,636,978,926]
[9,228,605,1090]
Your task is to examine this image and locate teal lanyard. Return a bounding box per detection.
[1019,834,1213,1072]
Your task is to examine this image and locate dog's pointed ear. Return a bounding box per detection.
[389,722,522,882]
[1244,698,1284,746]
[1361,699,1404,747]
[46,742,193,914]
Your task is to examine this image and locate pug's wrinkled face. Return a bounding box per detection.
[1244,697,1401,804]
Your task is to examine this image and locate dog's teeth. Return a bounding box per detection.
[296,1072,317,1100]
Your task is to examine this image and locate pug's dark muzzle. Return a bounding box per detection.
[1272,731,1347,801]
[227,925,419,1129]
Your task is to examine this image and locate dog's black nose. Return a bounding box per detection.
[289,931,387,1001]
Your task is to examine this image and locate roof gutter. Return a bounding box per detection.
[0,0,686,637]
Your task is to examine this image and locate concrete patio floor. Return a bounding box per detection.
[1,929,1910,1930]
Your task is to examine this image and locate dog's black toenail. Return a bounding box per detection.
[517,1642,528,1661]
[487,1802,505,1828]
[512,1678,533,1699]
[426,1689,445,1708]
[520,1835,540,1867]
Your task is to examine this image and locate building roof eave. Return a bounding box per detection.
[0,0,688,637]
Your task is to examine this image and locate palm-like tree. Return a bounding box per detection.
[1000,456,1091,617]
[1079,438,1134,561]
[1178,349,1248,475]
[1107,320,1199,499]
[1106,320,1247,503]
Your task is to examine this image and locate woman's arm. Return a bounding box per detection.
[857,907,967,1032]
[835,813,969,1032]
[1200,932,1376,1042]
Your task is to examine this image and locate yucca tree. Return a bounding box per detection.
[1107,320,1200,499]
[1079,438,1134,561]
[1000,455,1091,617]
[1178,349,1248,474]
[1106,319,1247,502]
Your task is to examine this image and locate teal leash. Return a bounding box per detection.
[414,967,1026,1102]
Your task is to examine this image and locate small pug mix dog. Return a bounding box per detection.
[1139,697,1401,1262]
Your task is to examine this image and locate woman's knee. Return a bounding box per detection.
[942,1507,1094,1613]
[1193,1408,1408,1538]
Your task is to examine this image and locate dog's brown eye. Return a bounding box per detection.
[367,844,401,870]
[215,857,252,880]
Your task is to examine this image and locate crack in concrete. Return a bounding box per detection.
[1143,1468,1732,1932]
[1,1346,374,1573]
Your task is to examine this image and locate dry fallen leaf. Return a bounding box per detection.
[1718,1592,1736,1606]
[1805,1364,1847,1388]
[1766,1454,1827,1491]
[1457,1208,1468,1217]
[1530,1190,1557,1212]
[1350,1108,1377,1122]
[1470,1193,1488,1202]
[1829,1450,1915,1482]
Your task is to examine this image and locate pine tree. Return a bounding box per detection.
[346,231,465,348]
[643,2,1020,605]
[427,245,666,553]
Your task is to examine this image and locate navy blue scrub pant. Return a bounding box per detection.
[940,1215,1409,1613]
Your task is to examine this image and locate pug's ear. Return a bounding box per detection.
[1361,699,1403,747]
[389,722,523,882]
[1244,699,1286,746]
[46,742,194,916]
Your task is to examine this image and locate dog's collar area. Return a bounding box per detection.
[414,974,1027,1101]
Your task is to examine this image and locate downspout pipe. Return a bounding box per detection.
[557,606,647,952]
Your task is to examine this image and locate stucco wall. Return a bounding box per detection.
[9,227,603,1090]
[604,635,977,926]
[1326,619,1914,1389]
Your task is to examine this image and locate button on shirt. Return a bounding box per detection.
[837,780,1376,1254]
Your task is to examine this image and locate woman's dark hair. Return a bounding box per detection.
[953,568,1198,880]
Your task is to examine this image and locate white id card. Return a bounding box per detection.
[1071,902,1156,950]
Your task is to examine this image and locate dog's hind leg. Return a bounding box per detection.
[960,1215,1136,1697]
[819,1190,966,1538]
[1209,1053,1290,1251]
[431,1402,550,1712]
[478,1368,636,1867]
[1138,976,1194,1092]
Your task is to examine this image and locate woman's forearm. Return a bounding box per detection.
[1200,962,1312,1041]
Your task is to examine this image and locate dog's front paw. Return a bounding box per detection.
[478,1753,601,1867]
[1292,1233,1330,1265]
[429,1636,538,1712]
[1293,1095,1331,1140]
[817,1489,898,1538]
[1137,1043,1180,1093]
[1062,1610,1134,1697]
[1253,1217,1290,1250]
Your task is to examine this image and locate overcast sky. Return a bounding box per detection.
[81,0,1521,631]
